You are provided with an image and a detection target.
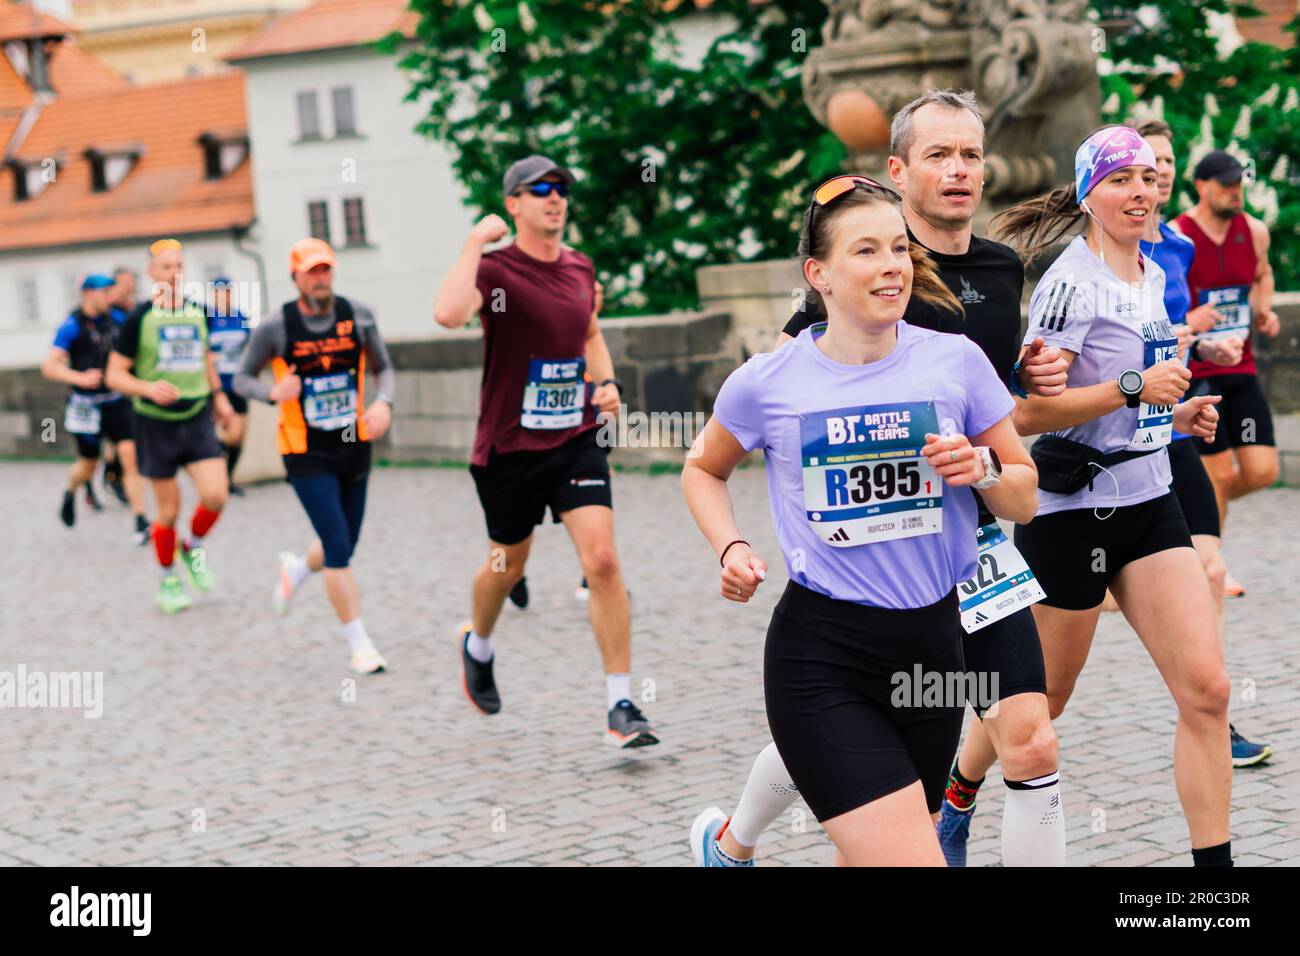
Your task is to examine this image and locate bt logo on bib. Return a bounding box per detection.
[825,408,914,447]
[540,360,581,381]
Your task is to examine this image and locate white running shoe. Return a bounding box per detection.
[350,636,388,675]
[273,551,299,617]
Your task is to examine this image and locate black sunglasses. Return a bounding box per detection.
[518,181,570,198]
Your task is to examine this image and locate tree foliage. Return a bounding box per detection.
[1095,1,1299,287]
[394,0,842,313]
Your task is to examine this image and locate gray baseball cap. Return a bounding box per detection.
[503,154,574,195]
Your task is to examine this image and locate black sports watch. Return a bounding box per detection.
[598,377,624,396]
[1117,369,1144,408]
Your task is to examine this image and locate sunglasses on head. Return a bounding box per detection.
[519,181,570,198]
[805,175,902,235]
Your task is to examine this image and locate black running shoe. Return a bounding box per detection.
[60,490,75,528]
[132,514,151,547]
[103,462,127,505]
[107,478,128,506]
[459,625,500,715]
[607,699,659,749]
[84,482,103,512]
[507,576,529,609]
[228,484,245,497]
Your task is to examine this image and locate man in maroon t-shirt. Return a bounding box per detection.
[1175,150,1281,597]
[433,154,657,748]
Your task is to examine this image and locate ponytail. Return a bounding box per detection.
[988,183,1086,265]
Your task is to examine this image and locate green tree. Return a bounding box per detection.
[1094,1,1299,287]
[393,0,842,313]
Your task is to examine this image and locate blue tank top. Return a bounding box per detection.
[1148,221,1196,442]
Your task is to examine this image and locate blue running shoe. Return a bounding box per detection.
[1230,724,1272,767]
[936,800,974,867]
[689,807,754,867]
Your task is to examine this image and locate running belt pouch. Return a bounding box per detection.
[1030,435,1160,494]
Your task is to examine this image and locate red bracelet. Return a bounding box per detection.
[719,539,750,567]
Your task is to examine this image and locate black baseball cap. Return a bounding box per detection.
[503,154,573,195]
[1193,150,1244,185]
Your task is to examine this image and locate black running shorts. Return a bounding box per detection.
[1014,492,1192,611]
[1191,373,1274,452]
[469,428,613,545]
[962,606,1048,718]
[133,402,224,479]
[764,581,966,822]
[72,398,134,460]
[1169,439,1220,538]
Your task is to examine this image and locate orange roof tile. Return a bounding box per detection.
[226,0,416,61]
[47,38,128,97]
[0,1,71,43]
[0,72,253,251]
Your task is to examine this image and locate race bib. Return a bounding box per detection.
[522,357,585,430]
[302,372,357,430]
[1199,285,1251,343]
[157,324,204,373]
[64,395,101,436]
[1129,335,1178,450]
[959,523,1046,634]
[800,401,942,547]
[209,328,247,376]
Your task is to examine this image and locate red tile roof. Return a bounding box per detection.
[226,0,416,61]
[0,72,253,251]
[47,39,128,98]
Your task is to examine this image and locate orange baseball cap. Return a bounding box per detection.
[289,237,336,274]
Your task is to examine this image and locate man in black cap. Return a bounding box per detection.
[1174,150,1281,600]
[433,155,657,749]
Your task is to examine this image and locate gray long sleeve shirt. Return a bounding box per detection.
[234,297,397,408]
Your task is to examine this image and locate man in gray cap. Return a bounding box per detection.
[1174,150,1281,601]
[433,155,657,749]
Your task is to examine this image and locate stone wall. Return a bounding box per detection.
[4,291,1299,485]
[0,309,742,480]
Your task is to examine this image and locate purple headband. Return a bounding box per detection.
[1074,127,1157,202]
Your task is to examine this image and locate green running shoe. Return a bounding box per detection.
[176,542,214,592]
[157,574,192,614]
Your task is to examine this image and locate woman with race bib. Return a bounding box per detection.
[990,126,1234,866]
[682,177,1038,865]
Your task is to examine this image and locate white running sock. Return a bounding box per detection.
[341,617,370,653]
[287,554,312,590]
[1002,771,1066,866]
[728,742,800,848]
[465,629,493,663]
[606,673,631,710]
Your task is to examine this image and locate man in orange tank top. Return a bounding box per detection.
[1174,151,1281,598]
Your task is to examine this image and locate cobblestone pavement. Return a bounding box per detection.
[2,461,1296,866]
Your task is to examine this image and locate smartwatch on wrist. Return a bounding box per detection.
[1118,369,1144,409]
[971,445,1003,491]
[598,377,624,397]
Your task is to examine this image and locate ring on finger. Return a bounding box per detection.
[950,449,958,462]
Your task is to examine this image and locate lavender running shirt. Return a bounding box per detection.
[711,321,1014,610]
[1024,236,1175,516]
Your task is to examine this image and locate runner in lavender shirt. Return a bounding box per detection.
[991,126,1234,868]
[682,177,1038,865]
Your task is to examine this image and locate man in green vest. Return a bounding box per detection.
[107,238,234,613]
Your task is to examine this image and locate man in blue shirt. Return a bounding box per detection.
[41,274,149,542]
[206,276,253,495]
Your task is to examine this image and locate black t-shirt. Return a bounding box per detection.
[783,230,1025,525]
